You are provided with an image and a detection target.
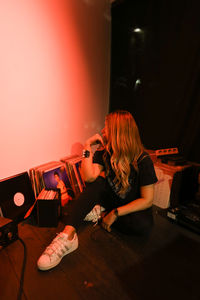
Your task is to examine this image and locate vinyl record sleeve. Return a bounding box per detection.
[0,172,35,222]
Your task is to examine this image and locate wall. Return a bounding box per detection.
[0,0,111,179]
[110,0,200,163]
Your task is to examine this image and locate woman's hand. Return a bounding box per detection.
[85,133,104,147]
[101,210,117,233]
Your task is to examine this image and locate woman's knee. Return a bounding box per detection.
[113,210,154,236]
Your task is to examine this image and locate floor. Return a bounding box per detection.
[1,206,200,300]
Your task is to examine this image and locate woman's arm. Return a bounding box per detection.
[117,184,154,216]
[81,134,104,182]
[101,184,154,232]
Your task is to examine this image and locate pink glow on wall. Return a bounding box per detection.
[0,0,111,179]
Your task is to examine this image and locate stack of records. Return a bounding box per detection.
[60,155,85,196]
[29,161,74,207]
[37,189,59,201]
[29,161,63,197]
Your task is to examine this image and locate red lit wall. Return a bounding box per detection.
[0,0,111,179]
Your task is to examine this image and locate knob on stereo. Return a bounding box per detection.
[7,232,13,240]
[0,217,18,249]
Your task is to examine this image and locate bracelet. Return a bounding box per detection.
[82,149,90,158]
[113,208,119,218]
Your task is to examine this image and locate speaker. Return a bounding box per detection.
[0,217,18,249]
[167,165,200,234]
[37,198,61,227]
[170,165,200,208]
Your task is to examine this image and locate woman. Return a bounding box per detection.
[37,110,157,271]
[54,171,72,207]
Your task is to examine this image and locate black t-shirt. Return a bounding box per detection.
[93,149,158,205]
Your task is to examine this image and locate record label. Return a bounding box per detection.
[13,192,25,206]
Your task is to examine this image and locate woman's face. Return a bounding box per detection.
[54,174,60,182]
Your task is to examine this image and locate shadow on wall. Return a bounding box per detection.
[71,143,84,156]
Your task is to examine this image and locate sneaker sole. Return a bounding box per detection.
[38,241,78,271]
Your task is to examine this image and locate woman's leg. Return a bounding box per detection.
[65,176,108,230]
[37,176,108,271]
[113,207,154,236]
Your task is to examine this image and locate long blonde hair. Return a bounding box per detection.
[104,110,144,196]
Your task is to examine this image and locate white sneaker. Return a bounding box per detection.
[84,205,105,223]
[37,232,78,271]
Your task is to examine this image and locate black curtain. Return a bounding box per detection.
[110,0,200,163]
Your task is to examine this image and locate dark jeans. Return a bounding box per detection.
[66,177,154,236]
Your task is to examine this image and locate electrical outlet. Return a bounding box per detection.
[155,148,178,156]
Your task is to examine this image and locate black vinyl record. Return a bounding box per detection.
[0,172,35,223]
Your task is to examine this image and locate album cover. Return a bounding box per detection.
[42,165,74,206]
[29,161,63,197]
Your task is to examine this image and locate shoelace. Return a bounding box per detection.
[44,233,70,258]
[85,205,105,223]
